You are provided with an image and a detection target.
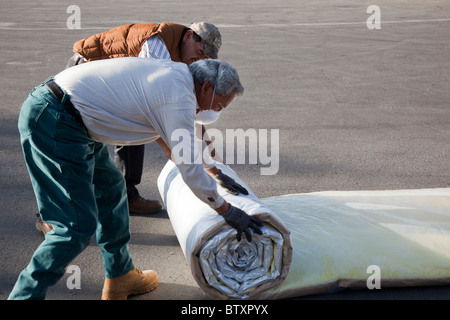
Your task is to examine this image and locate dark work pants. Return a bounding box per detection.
[114,145,145,202]
[10,82,134,299]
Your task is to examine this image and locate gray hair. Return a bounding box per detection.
[189,59,244,96]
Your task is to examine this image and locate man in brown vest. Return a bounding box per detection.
[36,22,223,235]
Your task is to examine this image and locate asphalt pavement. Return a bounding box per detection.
[0,0,449,301]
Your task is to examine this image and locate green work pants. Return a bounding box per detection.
[9,80,134,299]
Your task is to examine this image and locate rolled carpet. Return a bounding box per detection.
[157,160,292,299]
[158,160,450,299]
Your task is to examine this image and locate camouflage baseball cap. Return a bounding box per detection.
[189,22,222,59]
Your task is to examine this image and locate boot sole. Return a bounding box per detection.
[102,278,159,300]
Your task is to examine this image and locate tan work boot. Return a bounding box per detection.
[101,267,159,300]
[128,197,162,215]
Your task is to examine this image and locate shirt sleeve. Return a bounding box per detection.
[139,35,171,60]
[153,101,224,210]
[194,122,216,170]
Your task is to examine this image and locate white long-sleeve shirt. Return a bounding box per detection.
[138,35,171,60]
[54,57,223,209]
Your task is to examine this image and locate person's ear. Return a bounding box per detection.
[183,29,194,42]
[201,81,213,96]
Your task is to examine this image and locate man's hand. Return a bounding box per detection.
[212,169,249,195]
[221,205,263,242]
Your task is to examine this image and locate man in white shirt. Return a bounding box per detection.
[35,22,223,237]
[36,22,223,236]
[9,58,262,300]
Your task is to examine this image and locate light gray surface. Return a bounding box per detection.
[0,0,449,300]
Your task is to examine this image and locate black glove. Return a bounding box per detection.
[221,205,263,242]
[213,169,249,195]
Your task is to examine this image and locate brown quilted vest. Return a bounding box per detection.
[72,22,187,62]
